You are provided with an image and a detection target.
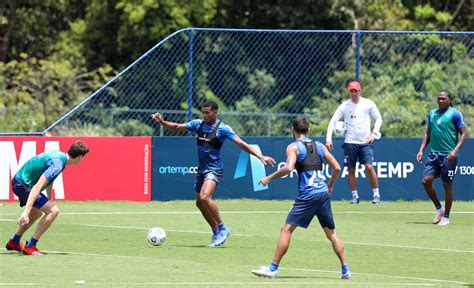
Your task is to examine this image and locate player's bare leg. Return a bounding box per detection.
[348,167,359,203]
[422,175,445,224]
[348,168,357,191]
[199,180,222,225]
[323,228,348,265]
[195,191,218,228]
[422,175,441,207]
[272,224,296,264]
[15,208,42,236]
[442,182,453,216]
[324,227,351,279]
[365,164,381,203]
[365,164,379,189]
[31,202,60,240]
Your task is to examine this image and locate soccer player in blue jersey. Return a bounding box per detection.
[152,100,275,247]
[417,89,468,226]
[5,140,89,255]
[252,116,351,279]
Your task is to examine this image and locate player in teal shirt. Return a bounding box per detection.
[417,90,468,226]
[5,140,89,255]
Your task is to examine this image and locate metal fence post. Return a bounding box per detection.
[187,29,194,135]
[355,31,361,81]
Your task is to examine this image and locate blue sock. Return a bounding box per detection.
[27,237,38,247]
[11,234,22,244]
[435,205,442,210]
[212,227,219,235]
[342,264,350,274]
[269,262,279,272]
[443,213,449,219]
[218,222,228,231]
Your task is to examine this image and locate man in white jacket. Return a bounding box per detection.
[325,80,383,204]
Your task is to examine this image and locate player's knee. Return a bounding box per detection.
[199,194,210,204]
[422,177,432,186]
[49,206,60,217]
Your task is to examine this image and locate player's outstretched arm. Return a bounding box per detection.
[151,112,188,132]
[322,145,341,193]
[233,136,275,166]
[259,144,296,186]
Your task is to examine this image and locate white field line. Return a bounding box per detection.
[0,210,474,216]
[0,211,474,216]
[0,282,438,286]
[1,220,473,254]
[281,267,469,286]
[0,247,463,286]
[67,223,474,254]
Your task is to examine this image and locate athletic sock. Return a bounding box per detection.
[372,188,380,198]
[342,264,350,274]
[351,190,359,199]
[443,214,449,219]
[11,233,22,244]
[435,205,442,210]
[26,237,38,247]
[218,222,228,231]
[212,226,219,235]
[269,262,279,272]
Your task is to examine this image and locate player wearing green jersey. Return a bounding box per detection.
[416,90,468,226]
[5,140,89,255]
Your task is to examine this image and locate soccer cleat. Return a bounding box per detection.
[350,197,359,204]
[214,227,231,247]
[432,208,445,224]
[5,240,24,253]
[341,271,352,279]
[207,234,219,247]
[372,196,381,205]
[438,217,450,226]
[251,266,278,278]
[22,242,44,256]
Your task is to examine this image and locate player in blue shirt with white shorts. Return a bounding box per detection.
[252,116,351,279]
[5,140,89,255]
[152,100,275,247]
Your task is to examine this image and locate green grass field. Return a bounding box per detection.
[1,200,473,287]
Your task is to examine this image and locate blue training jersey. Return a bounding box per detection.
[294,138,328,199]
[185,119,237,170]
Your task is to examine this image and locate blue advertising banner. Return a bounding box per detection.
[152,137,473,201]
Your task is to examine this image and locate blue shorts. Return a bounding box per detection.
[343,143,374,168]
[423,152,457,183]
[194,169,223,192]
[286,191,335,229]
[11,176,49,209]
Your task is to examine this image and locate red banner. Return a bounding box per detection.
[0,137,151,202]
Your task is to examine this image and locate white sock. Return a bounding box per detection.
[436,207,444,213]
[372,188,380,198]
[351,191,359,199]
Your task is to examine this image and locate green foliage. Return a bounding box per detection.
[0,55,113,133]
[1,0,472,136]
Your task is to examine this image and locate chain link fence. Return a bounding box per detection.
[6,29,473,137]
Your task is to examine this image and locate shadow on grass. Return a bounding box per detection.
[406,222,433,225]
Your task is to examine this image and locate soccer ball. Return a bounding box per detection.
[147,227,166,246]
[334,121,347,136]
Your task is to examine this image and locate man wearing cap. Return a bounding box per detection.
[325,80,383,204]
